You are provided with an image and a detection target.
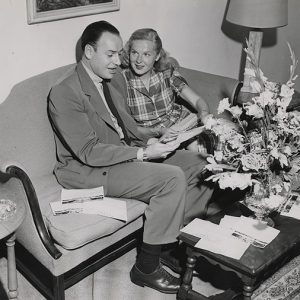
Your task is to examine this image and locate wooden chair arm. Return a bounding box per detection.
[1,166,62,259]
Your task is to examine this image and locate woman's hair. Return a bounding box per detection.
[121,28,176,72]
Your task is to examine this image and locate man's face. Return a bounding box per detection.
[85,31,123,79]
[129,39,159,79]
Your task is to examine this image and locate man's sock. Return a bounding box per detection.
[136,242,161,274]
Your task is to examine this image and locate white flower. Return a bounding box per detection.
[218,98,231,114]
[262,194,284,210]
[241,153,267,171]
[282,146,292,156]
[204,116,218,130]
[280,84,294,98]
[229,106,243,118]
[245,103,264,119]
[256,89,274,107]
[206,173,253,190]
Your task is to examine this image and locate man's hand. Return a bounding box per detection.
[145,140,180,160]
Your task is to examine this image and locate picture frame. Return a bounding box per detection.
[26,0,120,25]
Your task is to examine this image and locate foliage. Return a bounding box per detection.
[205,42,300,213]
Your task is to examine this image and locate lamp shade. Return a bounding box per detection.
[226,0,288,28]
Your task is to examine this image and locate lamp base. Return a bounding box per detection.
[236,90,259,105]
[241,30,263,93]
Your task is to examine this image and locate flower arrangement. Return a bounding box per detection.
[204,42,300,217]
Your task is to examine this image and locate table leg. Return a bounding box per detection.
[242,284,254,300]
[6,233,18,299]
[177,254,197,300]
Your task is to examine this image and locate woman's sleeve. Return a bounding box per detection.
[169,68,188,96]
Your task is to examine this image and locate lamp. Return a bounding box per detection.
[226,0,288,95]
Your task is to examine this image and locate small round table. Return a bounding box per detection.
[0,199,26,299]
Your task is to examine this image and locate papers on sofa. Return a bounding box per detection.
[180,218,250,259]
[280,193,300,220]
[61,186,104,203]
[50,196,127,222]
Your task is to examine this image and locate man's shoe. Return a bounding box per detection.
[160,244,186,274]
[130,264,181,294]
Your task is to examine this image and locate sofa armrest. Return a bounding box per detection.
[179,67,241,119]
[1,165,62,259]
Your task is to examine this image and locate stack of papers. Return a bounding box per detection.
[280,193,300,220]
[61,186,104,203]
[180,216,280,260]
[50,187,128,221]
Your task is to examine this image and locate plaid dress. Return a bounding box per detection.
[122,67,192,128]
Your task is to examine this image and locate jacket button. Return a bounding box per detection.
[103,171,107,176]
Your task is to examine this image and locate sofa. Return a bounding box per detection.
[0,64,240,299]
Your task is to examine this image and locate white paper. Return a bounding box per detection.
[238,216,279,244]
[195,234,250,260]
[50,197,127,221]
[180,218,222,239]
[280,193,300,219]
[219,215,279,247]
[180,218,250,259]
[61,186,104,203]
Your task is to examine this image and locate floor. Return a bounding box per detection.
[0,248,229,300]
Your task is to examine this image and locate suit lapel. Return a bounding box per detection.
[76,62,144,144]
[76,62,116,130]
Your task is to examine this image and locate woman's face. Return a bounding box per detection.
[129,39,160,78]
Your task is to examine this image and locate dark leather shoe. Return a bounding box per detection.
[160,244,186,274]
[130,264,181,294]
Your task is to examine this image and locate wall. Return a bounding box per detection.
[0,0,299,103]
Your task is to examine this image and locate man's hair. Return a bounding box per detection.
[81,20,120,51]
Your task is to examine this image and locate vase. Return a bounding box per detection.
[241,195,276,227]
[241,183,276,227]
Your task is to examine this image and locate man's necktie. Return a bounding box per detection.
[102,81,131,145]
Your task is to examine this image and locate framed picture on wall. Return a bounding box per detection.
[26,0,120,24]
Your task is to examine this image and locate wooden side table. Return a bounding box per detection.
[0,199,26,299]
[177,202,300,300]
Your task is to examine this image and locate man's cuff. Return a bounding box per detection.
[137,147,148,161]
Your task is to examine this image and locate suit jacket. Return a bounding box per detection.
[48,62,145,189]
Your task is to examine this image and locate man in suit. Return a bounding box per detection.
[48,21,213,294]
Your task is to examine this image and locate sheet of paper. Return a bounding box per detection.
[219,215,279,245]
[281,193,300,220]
[180,218,223,239]
[238,216,279,244]
[181,218,250,259]
[61,186,104,203]
[195,234,250,260]
[219,215,266,248]
[50,197,127,221]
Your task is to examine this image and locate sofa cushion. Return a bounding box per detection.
[45,199,147,250]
